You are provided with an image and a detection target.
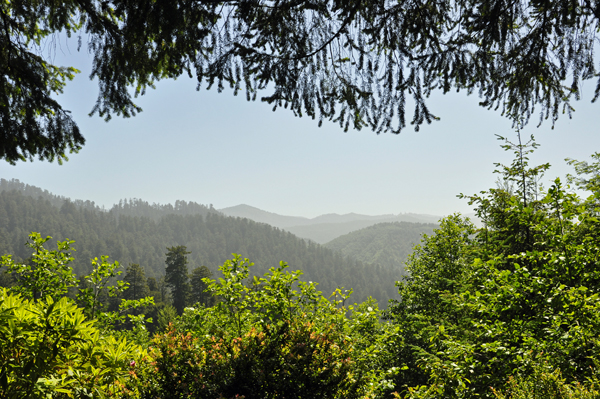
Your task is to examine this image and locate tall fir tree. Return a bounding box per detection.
[165,246,191,314]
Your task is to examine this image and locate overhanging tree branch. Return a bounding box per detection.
[1,0,599,164]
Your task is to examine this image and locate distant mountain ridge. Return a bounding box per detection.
[218,204,312,228]
[0,178,220,221]
[219,204,441,243]
[0,178,104,212]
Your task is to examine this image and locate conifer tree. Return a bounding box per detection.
[123,263,149,301]
[190,266,213,307]
[164,246,191,314]
[3,1,599,164]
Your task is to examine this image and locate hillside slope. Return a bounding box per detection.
[287,218,437,244]
[218,204,312,228]
[0,184,402,304]
[324,222,438,273]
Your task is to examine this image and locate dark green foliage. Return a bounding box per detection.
[0,0,83,164]
[147,277,157,292]
[164,246,191,315]
[3,1,598,163]
[0,268,15,288]
[147,276,169,304]
[123,264,150,301]
[190,266,214,307]
[324,222,438,271]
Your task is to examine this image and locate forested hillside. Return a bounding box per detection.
[324,222,438,272]
[0,180,401,303]
[0,178,219,220]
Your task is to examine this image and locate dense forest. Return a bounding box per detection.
[0,179,402,304]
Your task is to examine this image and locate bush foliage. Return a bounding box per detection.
[2,135,600,398]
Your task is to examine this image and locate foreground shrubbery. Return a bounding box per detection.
[134,255,398,398]
[0,289,146,398]
[492,363,600,399]
[3,136,600,398]
[0,241,397,398]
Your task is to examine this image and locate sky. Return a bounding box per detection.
[2,37,599,219]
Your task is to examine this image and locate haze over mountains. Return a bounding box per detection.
[219,204,441,243]
[1,179,436,304]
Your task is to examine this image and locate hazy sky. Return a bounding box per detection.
[2,38,599,218]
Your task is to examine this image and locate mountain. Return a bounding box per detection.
[323,222,439,273]
[220,204,441,243]
[0,181,403,304]
[310,212,440,225]
[218,204,312,228]
[285,216,439,244]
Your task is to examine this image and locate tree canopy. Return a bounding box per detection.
[2,0,599,164]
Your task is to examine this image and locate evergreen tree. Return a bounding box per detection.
[123,263,149,301]
[165,246,191,314]
[190,266,213,307]
[147,277,157,292]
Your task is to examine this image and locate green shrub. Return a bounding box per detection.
[492,364,600,399]
[0,288,146,399]
[135,255,394,399]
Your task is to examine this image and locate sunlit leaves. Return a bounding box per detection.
[1,232,78,301]
[0,288,146,399]
[387,143,600,397]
